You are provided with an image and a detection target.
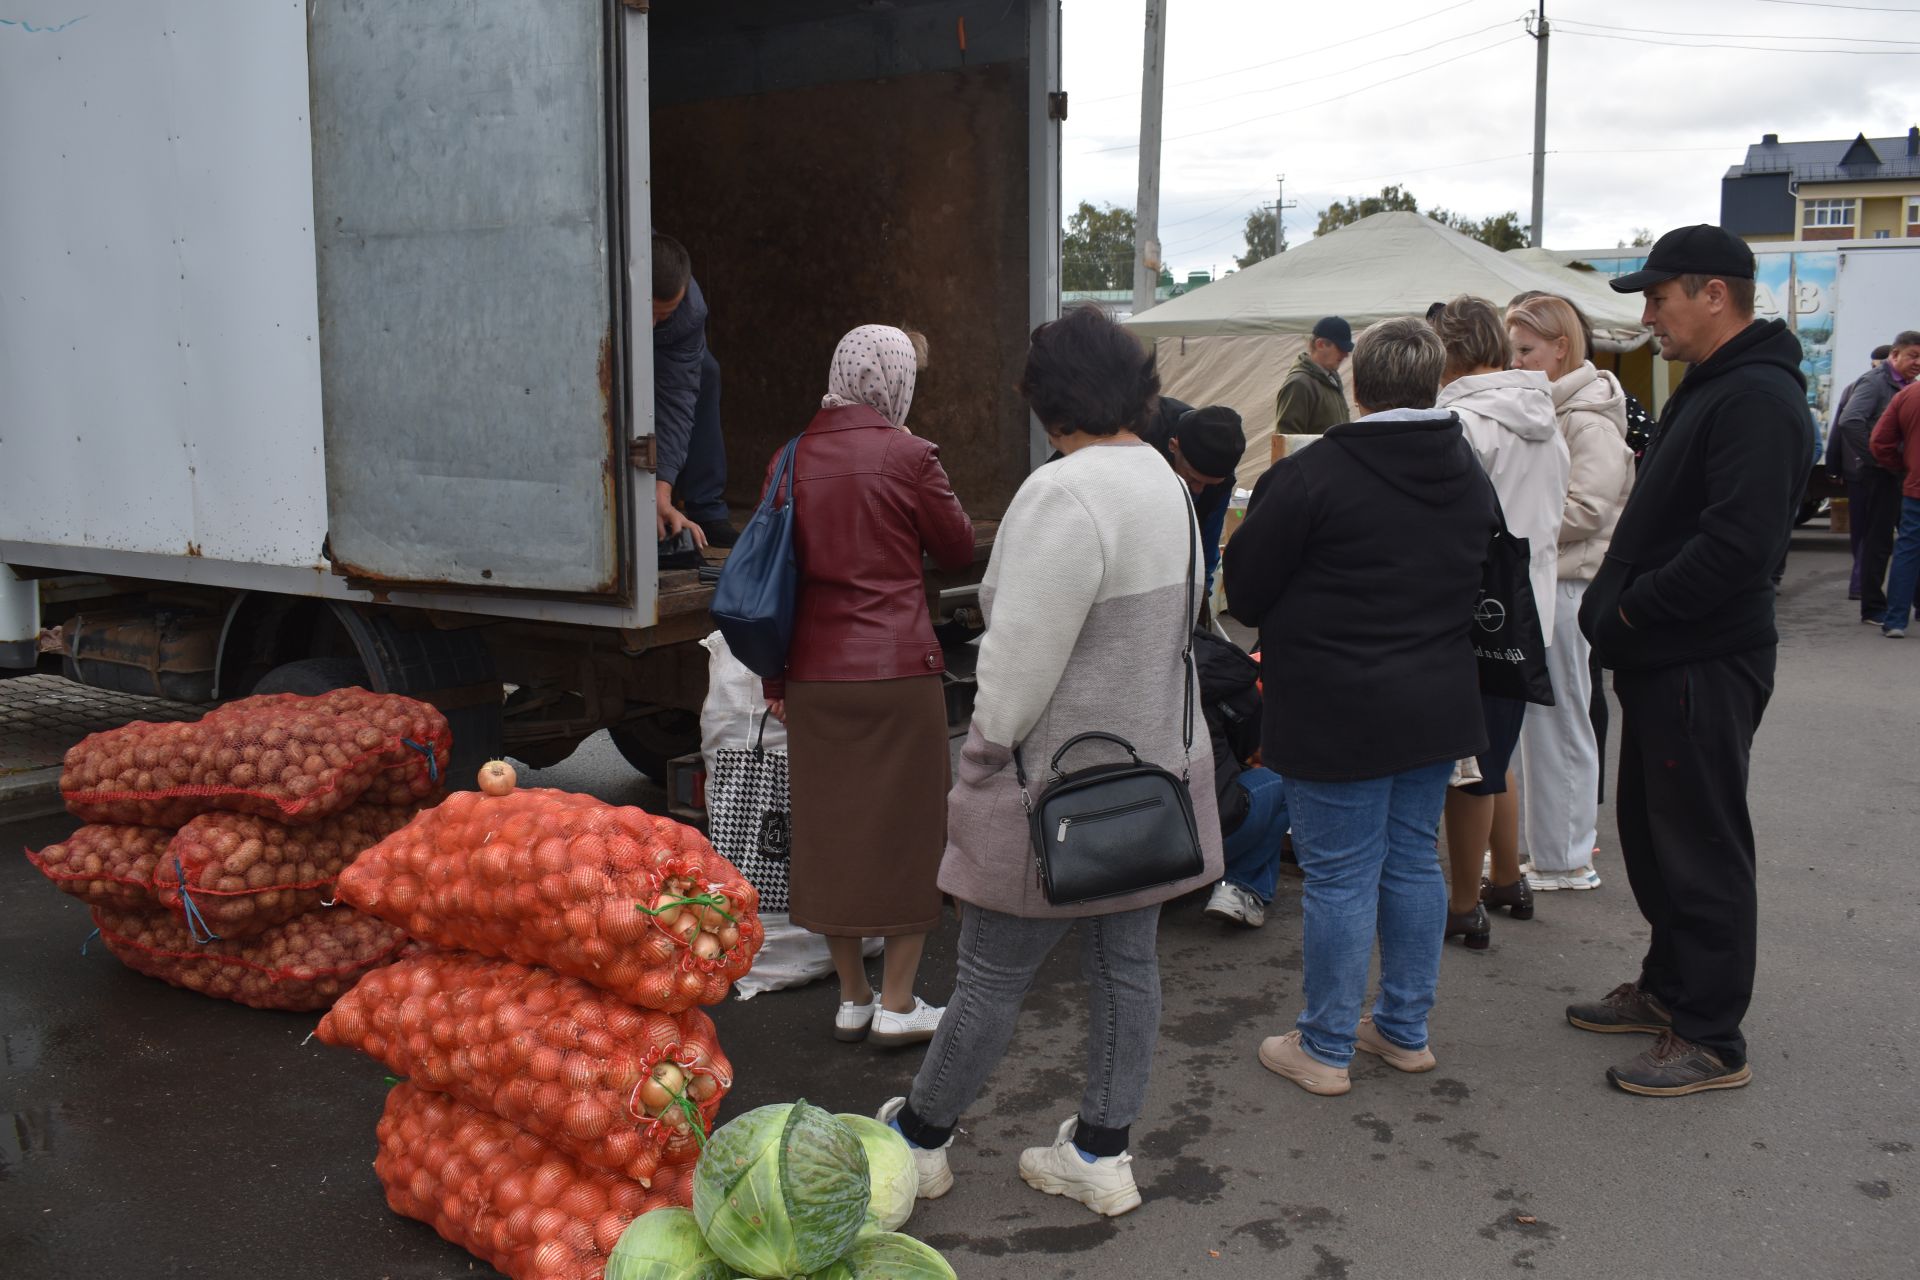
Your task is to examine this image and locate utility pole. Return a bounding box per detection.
[1528,2,1550,248]
[1132,0,1168,315]
[1273,173,1297,256]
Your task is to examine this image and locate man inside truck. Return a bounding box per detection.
[652,234,736,551]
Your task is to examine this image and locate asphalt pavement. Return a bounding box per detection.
[2,532,1914,1279]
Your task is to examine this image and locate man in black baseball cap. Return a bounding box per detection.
[1570,224,1814,1097]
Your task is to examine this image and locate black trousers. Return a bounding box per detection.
[1854,468,1902,620]
[1612,647,1775,1067]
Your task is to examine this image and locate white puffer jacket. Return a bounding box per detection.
[1436,370,1570,642]
[1549,363,1635,582]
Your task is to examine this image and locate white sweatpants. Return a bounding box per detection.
[1516,579,1600,874]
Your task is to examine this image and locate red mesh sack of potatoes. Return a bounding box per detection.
[233,689,449,807]
[26,824,170,908]
[319,951,731,1184]
[60,690,448,827]
[377,1083,689,1280]
[151,805,418,941]
[337,784,763,1012]
[91,902,408,1011]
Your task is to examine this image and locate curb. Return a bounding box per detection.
[0,766,65,824]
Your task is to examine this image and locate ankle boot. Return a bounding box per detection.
[1481,875,1535,920]
[1444,902,1490,950]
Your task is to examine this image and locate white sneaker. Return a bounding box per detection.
[834,995,878,1043]
[876,1097,953,1199]
[1525,865,1602,892]
[1203,881,1266,928]
[1018,1116,1141,1217]
[869,996,944,1047]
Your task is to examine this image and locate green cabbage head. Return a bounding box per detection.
[694,1100,871,1278]
[833,1113,916,1234]
[813,1231,958,1280]
[605,1207,733,1280]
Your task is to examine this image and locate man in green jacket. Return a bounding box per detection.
[1274,316,1353,446]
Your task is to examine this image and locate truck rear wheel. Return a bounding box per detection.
[609,712,701,782]
[249,656,370,696]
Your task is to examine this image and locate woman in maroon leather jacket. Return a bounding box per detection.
[763,325,975,1047]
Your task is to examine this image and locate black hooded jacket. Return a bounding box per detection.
[1223,411,1499,782]
[1579,320,1814,671]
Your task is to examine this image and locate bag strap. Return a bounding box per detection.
[764,437,801,512]
[1014,474,1201,804]
[752,710,770,754]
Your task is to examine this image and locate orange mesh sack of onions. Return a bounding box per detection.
[319,951,732,1184]
[59,690,446,828]
[26,824,171,909]
[336,763,764,1012]
[90,901,408,1012]
[377,1082,690,1280]
[151,804,418,941]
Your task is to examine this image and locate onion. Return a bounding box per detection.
[477,760,517,796]
[716,923,741,951]
[650,1060,686,1096]
[690,932,723,961]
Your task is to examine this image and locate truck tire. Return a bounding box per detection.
[249,656,370,695]
[609,712,701,782]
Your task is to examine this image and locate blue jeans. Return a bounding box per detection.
[1281,760,1453,1068]
[1884,496,1920,631]
[1222,767,1288,903]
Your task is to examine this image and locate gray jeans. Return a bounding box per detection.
[903,901,1162,1155]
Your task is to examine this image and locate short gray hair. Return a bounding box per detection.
[1676,273,1756,317]
[1351,317,1444,412]
[1893,329,1920,351]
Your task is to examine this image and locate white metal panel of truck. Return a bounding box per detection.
[1,1,1063,630]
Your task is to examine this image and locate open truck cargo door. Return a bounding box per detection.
[308,0,636,601]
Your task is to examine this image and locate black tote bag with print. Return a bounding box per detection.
[1474,507,1555,707]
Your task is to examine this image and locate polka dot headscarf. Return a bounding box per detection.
[821,324,917,431]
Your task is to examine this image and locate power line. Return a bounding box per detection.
[1556,27,1920,53]
[1168,20,1520,115]
[1076,0,1479,106]
[1084,33,1526,154]
[1157,186,1274,230]
[1751,0,1920,12]
[1556,16,1920,45]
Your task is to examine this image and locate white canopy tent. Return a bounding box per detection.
[1123,210,1650,344]
[1121,212,1652,489]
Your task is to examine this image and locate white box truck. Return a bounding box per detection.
[2,0,1063,777]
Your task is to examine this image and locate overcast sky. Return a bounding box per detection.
[1060,0,1920,275]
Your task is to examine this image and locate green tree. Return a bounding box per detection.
[1062,201,1137,290]
[1313,184,1420,237]
[1437,209,1529,251]
[1236,205,1283,268]
[1618,227,1653,248]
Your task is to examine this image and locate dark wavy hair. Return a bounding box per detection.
[1018,304,1160,438]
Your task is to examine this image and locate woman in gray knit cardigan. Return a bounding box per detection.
[879,305,1224,1218]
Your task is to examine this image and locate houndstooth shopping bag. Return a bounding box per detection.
[707,717,791,913]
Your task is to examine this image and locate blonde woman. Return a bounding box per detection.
[1505,294,1634,893]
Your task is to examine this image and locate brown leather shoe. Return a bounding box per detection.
[1607,1031,1752,1096]
[1566,982,1672,1034]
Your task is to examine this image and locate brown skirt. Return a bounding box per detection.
[785,675,948,937]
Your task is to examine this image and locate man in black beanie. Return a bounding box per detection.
[1142,402,1246,599]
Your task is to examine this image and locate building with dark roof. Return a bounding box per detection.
[1720,128,1920,244]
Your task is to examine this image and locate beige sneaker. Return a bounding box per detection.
[1018,1116,1141,1217]
[1257,1030,1351,1096]
[1354,1015,1437,1072]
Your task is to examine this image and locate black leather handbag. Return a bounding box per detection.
[1474,493,1556,707]
[1013,486,1205,907]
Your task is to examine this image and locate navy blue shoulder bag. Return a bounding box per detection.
[711,437,801,679]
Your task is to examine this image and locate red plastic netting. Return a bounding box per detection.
[26,824,170,908]
[319,951,730,1184]
[91,902,409,1011]
[337,790,763,1012]
[152,805,419,940]
[377,1082,689,1280]
[60,690,448,827]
